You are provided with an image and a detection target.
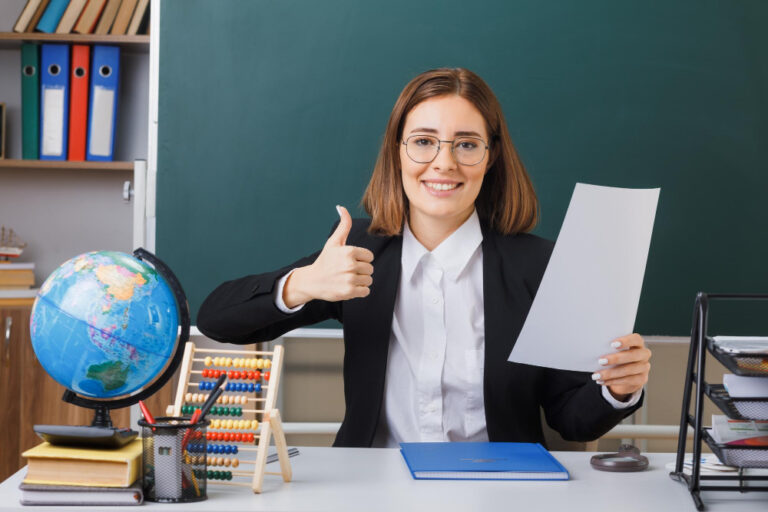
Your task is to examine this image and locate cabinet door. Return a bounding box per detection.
[0,307,27,481]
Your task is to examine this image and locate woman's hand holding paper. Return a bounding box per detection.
[593,333,651,401]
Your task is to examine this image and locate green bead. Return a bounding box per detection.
[223,407,230,416]
[226,471,232,480]
[211,406,219,415]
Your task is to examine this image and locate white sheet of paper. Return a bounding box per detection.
[508,183,660,371]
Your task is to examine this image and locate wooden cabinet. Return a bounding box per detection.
[0,300,175,481]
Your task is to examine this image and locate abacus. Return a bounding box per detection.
[167,342,292,493]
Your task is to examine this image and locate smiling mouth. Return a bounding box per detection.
[422,181,462,191]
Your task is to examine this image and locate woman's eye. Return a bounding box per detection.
[414,138,435,146]
[457,141,478,150]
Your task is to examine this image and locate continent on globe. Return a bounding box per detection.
[86,361,130,391]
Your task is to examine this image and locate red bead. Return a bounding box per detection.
[228,370,236,379]
[235,371,242,380]
[235,433,243,442]
[246,371,254,380]
[254,371,261,380]
[206,432,212,440]
[263,371,270,381]
[214,369,222,378]
[247,433,255,442]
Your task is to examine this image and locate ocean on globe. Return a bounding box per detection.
[30,251,179,399]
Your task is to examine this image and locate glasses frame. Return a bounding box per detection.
[401,134,489,166]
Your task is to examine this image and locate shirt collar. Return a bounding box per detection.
[401,210,484,283]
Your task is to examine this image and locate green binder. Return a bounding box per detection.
[21,43,39,160]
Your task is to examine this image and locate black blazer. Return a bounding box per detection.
[197,218,641,447]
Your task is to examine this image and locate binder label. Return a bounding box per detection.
[89,86,115,157]
[42,87,65,156]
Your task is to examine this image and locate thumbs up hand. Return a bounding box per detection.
[281,206,375,308]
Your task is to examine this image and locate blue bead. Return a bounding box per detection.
[247,383,254,392]
[198,381,204,390]
[207,444,213,453]
[239,383,246,392]
[225,383,232,391]
[255,383,262,392]
[232,445,238,454]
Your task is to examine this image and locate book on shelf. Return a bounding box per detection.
[13,0,42,33]
[0,262,35,289]
[35,0,69,34]
[94,0,123,35]
[55,0,88,34]
[25,0,51,33]
[22,439,142,488]
[19,480,143,506]
[400,442,569,480]
[126,0,149,35]
[74,0,108,35]
[711,415,768,447]
[110,0,137,35]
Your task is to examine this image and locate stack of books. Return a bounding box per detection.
[0,262,34,290]
[710,415,768,447]
[20,439,143,506]
[12,0,150,36]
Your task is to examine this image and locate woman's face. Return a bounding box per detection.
[399,94,489,231]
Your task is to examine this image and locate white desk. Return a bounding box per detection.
[0,448,766,511]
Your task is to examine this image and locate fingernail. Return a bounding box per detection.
[611,341,622,348]
[596,380,605,385]
[336,205,342,217]
[591,373,601,380]
[598,358,609,365]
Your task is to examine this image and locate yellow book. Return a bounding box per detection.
[22,439,142,488]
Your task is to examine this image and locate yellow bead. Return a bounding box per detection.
[264,359,272,369]
[248,358,256,369]
[225,419,233,429]
[231,458,239,468]
[225,357,233,367]
[252,419,259,430]
[185,392,192,402]
[223,457,231,467]
[204,356,213,367]
[213,357,220,366]
[255,358,263,369]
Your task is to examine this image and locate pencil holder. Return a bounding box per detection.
[139,416,210,503]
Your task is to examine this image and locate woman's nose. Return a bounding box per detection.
[432,142,457,172]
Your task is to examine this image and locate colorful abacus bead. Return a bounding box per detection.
[204,356,213,366]
[264,371,271,381]
[264,358,272,369]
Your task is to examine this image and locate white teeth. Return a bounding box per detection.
[424,182,458,191]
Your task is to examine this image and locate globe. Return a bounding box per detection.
[30,250,180,400]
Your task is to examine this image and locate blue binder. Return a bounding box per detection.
[87,45,120,161]
[39,44,70,160]
[35,0,70,34]
[400,442,570,480]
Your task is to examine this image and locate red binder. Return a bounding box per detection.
[68,44,90,160]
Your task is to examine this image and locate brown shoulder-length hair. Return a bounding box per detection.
[362,67,538,236]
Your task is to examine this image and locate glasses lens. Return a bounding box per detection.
[453,137,486,165]
[405,135,439,163]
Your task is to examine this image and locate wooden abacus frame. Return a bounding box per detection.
[167,342,292,493]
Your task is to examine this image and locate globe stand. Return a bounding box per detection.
[32,248,191,449]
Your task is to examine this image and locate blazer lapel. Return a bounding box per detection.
[342,232,402,445]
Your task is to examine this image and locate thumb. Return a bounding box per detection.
[326,205,352,246]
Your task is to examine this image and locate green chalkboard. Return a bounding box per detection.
[157,0,768,335]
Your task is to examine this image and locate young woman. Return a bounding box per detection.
[197,68,651,448]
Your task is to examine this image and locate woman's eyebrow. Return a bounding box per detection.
[408,127,483,138]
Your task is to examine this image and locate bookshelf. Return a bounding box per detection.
[0,159,133,172]
[0,32,149,50]
[0,0,164,482]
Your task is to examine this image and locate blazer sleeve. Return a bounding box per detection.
[196,250,341,344]
[539,367,643,442]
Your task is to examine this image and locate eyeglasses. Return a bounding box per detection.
[402,134,489,166]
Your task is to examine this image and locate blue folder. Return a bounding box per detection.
[86,45,120,161]
[35,0,70,34]
[39,44,70,160]
[400,442,570,480]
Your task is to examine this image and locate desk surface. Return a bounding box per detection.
[1,448,766,511]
